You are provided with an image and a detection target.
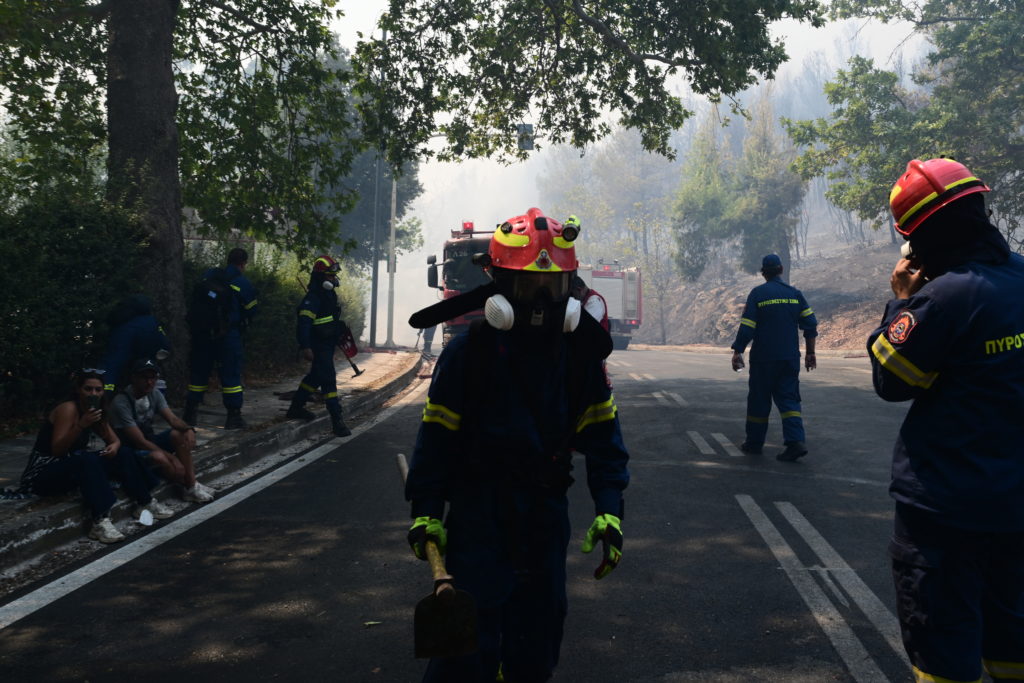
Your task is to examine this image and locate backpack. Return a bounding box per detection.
[187,268,234,340]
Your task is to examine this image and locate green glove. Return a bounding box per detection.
[407,516,447,561]
[581,513,623,579]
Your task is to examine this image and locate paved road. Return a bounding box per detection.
[0,348,925,682]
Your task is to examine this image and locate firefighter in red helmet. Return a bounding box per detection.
[405,207,629,683]
[285,255,351,437]
[869,157,1024,682]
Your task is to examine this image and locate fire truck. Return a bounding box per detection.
[426,220,494,345]
[579,260,642,350]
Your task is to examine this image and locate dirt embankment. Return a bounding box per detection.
[634,243,901,353]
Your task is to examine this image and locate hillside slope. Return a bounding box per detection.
[634,243,901,352]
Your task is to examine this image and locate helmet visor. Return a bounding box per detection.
[498,270,572,304]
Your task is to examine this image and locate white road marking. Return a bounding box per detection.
[687,431,715,455]
[775,502,909,667]
[642,373,656,380]
[666,391,689,407]
[736,495,890,683]
[0,380,430,632]
[710,432,743,457]
[652,391,672,406]
[629,373,644,381]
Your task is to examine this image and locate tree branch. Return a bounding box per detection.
[205,0,276,35]
[570,0,686,69]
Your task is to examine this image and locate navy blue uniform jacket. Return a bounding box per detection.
[868,252,1024,532]
[731,277,817,361]
[406,330,630,521]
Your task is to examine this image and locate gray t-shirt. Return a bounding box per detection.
[110,388,169,436]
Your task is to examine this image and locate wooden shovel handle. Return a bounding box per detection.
[425,541,455,596]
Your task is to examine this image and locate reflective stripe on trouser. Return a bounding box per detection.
[292,343,341,417]
[744,358,804,446]
[188,331,245,409]
[891,504,1024,683]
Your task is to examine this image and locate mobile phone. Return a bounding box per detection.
[86,394,101,411]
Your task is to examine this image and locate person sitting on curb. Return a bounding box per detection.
[110,359,214,504]
[18,369,170,543]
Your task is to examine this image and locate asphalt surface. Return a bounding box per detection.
[0,348,941,682]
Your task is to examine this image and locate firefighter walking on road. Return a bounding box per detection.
[405,207,629,683]
[731,254,818,462]
[286,255,351,438]
[870,157,1024,682]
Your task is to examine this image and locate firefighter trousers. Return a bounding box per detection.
[744,359,804,447]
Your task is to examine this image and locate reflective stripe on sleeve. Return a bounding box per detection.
[801,308,814,317]
[871,334,939,389]
[741,318,756,329]
[299,310,316,319]
[245,299,258,310]
[576,396,617,433]
[313,315,334,325]
[422,400,461,431]
[983,659,1024,681]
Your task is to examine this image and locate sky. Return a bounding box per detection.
[332,3,922,347]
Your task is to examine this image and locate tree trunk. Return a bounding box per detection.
[106,0,187,403]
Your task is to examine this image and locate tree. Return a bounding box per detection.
[672,110,733,280]
[621,209,681,345]
[353,0,824,166]
[2,1,365,391]
[786,1,1024,249]
[673,96,806,278]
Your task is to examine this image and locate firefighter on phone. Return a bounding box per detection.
[870,157,1024,682]
[286,255,351,438]
[405,207,629,683]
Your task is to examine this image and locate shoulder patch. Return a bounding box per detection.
[887,310,917,344]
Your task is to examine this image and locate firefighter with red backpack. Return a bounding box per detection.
[285,255,352,438]
[405,207,629,682]
[870,157,1024,682]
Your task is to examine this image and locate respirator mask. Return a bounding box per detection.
[484,270,580,333]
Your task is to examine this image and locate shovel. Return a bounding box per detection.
[396,454,478,659]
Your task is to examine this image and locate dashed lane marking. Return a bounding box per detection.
[629,373,644,381]
[687,431,716,455]
[652,391,672,406]
[711,432,743,457]
[666,391,689,407]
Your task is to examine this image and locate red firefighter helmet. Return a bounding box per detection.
[489,207,577,272]
[312,254,340,274]
[889,158,990,236]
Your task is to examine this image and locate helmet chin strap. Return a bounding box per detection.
[483,294,581,332]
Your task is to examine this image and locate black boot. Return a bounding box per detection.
[224,408,247,430]
[776,441,808,462]
[286,399,316,421]
[330,413,351,437]
[182,402,199,427]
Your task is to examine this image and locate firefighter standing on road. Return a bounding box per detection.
[731,254,818,461]
[285,255,351,438]
[405,207,629,683]
[870,157,1024,682]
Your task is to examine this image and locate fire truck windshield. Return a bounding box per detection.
[443,241,491,291]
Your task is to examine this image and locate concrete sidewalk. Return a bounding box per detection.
[0,349,429,573]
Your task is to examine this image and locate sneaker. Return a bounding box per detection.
[89,517,125,543]
[135,499,174,519]
[777,442,808,462]
[740,442,763,455]
[184,483,214,503]
[194,480,216,497]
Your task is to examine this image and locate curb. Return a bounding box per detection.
[0,353,424,572]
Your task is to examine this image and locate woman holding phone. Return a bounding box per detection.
[19,369,164,543]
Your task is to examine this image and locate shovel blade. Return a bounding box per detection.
[414,587,478,659]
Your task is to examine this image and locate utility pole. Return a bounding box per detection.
[369,154,381,348]
[385,168,398,347]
